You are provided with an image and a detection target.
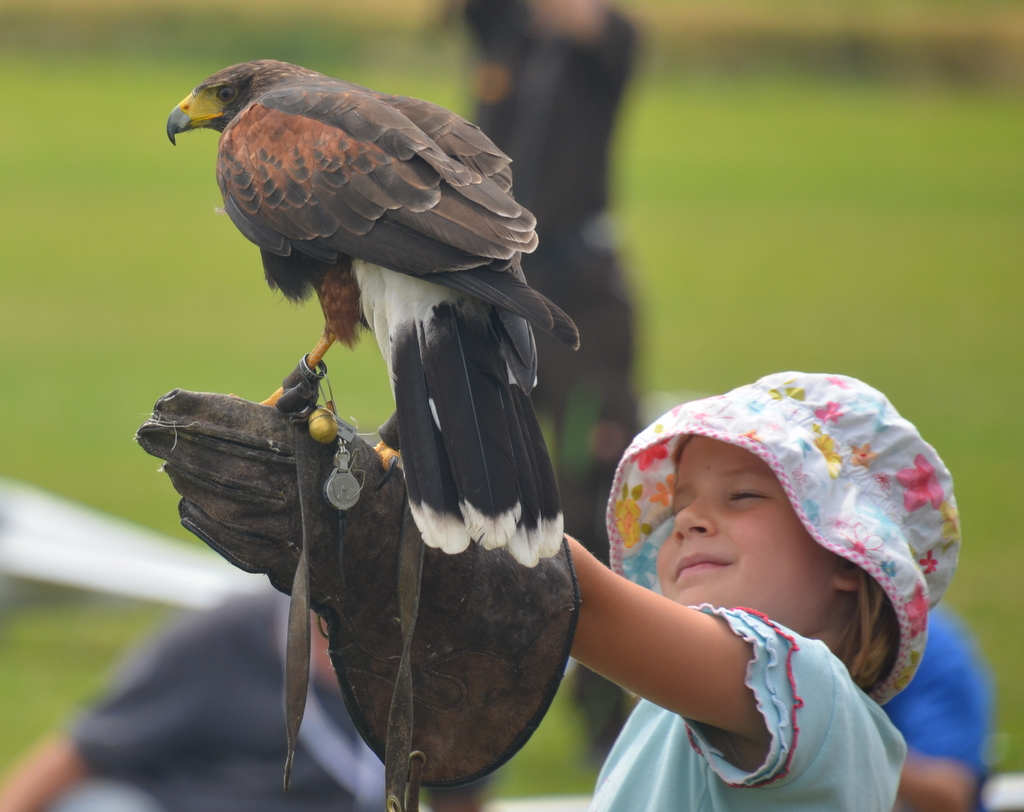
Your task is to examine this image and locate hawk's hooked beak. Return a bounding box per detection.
[166,92,223,145]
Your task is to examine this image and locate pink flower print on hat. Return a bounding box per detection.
[636,441,669,471]
[835,521,883,557]
[918,550,938,574]
[897,454,944,512]
[906,583,930,637]
[814,401,844,424]
[687,402,735,427]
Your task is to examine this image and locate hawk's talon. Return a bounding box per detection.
[374,441,401,469]
[375,455,400,492]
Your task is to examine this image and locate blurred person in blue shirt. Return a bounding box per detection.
[885,606,994,812]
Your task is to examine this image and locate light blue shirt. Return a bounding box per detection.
[589,608,906,811]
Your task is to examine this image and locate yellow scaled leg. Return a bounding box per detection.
[261,326,338,406]
[262,389,285,407]
[305,327,338,369]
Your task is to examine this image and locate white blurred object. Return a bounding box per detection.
[0,477,267,609]
[986,773,1024,812]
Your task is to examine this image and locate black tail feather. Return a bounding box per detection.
[392,323,469,554]
[510,385,561,529]
[498,386,542,531]
[494,309,538,393]
[421,306,519,522]
[394,301,562,564]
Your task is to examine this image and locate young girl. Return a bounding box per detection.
[568,371,960,810]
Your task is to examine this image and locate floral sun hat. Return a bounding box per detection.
[607,372,960,703]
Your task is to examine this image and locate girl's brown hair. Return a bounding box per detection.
[831,566,901,691]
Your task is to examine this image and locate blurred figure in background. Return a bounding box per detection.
[886,605,995,812]
[460,0,640,762]
[0,593,391,812]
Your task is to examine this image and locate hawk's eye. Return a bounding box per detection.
[216,86,237,103]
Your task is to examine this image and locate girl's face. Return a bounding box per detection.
[656,435,857,642]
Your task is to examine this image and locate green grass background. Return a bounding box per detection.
[1,23,1022,795]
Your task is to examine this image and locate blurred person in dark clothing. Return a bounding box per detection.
[461,0,640,761]
[0,593,479,812]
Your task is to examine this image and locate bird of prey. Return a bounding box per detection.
[166,60,578,567]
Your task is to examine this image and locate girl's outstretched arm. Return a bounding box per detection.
[568,537,771,766]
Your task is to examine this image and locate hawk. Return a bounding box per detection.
[166,60,578,567]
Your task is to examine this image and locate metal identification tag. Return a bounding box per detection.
[324,441,362,511]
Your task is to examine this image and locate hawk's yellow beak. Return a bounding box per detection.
[166,91,224,145]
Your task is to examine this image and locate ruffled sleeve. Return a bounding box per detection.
[682,606,807,787]
[590,605,905,811]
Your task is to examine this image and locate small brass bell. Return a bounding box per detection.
[307,408,339,444]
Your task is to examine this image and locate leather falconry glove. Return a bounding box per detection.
[136,388,579,812]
